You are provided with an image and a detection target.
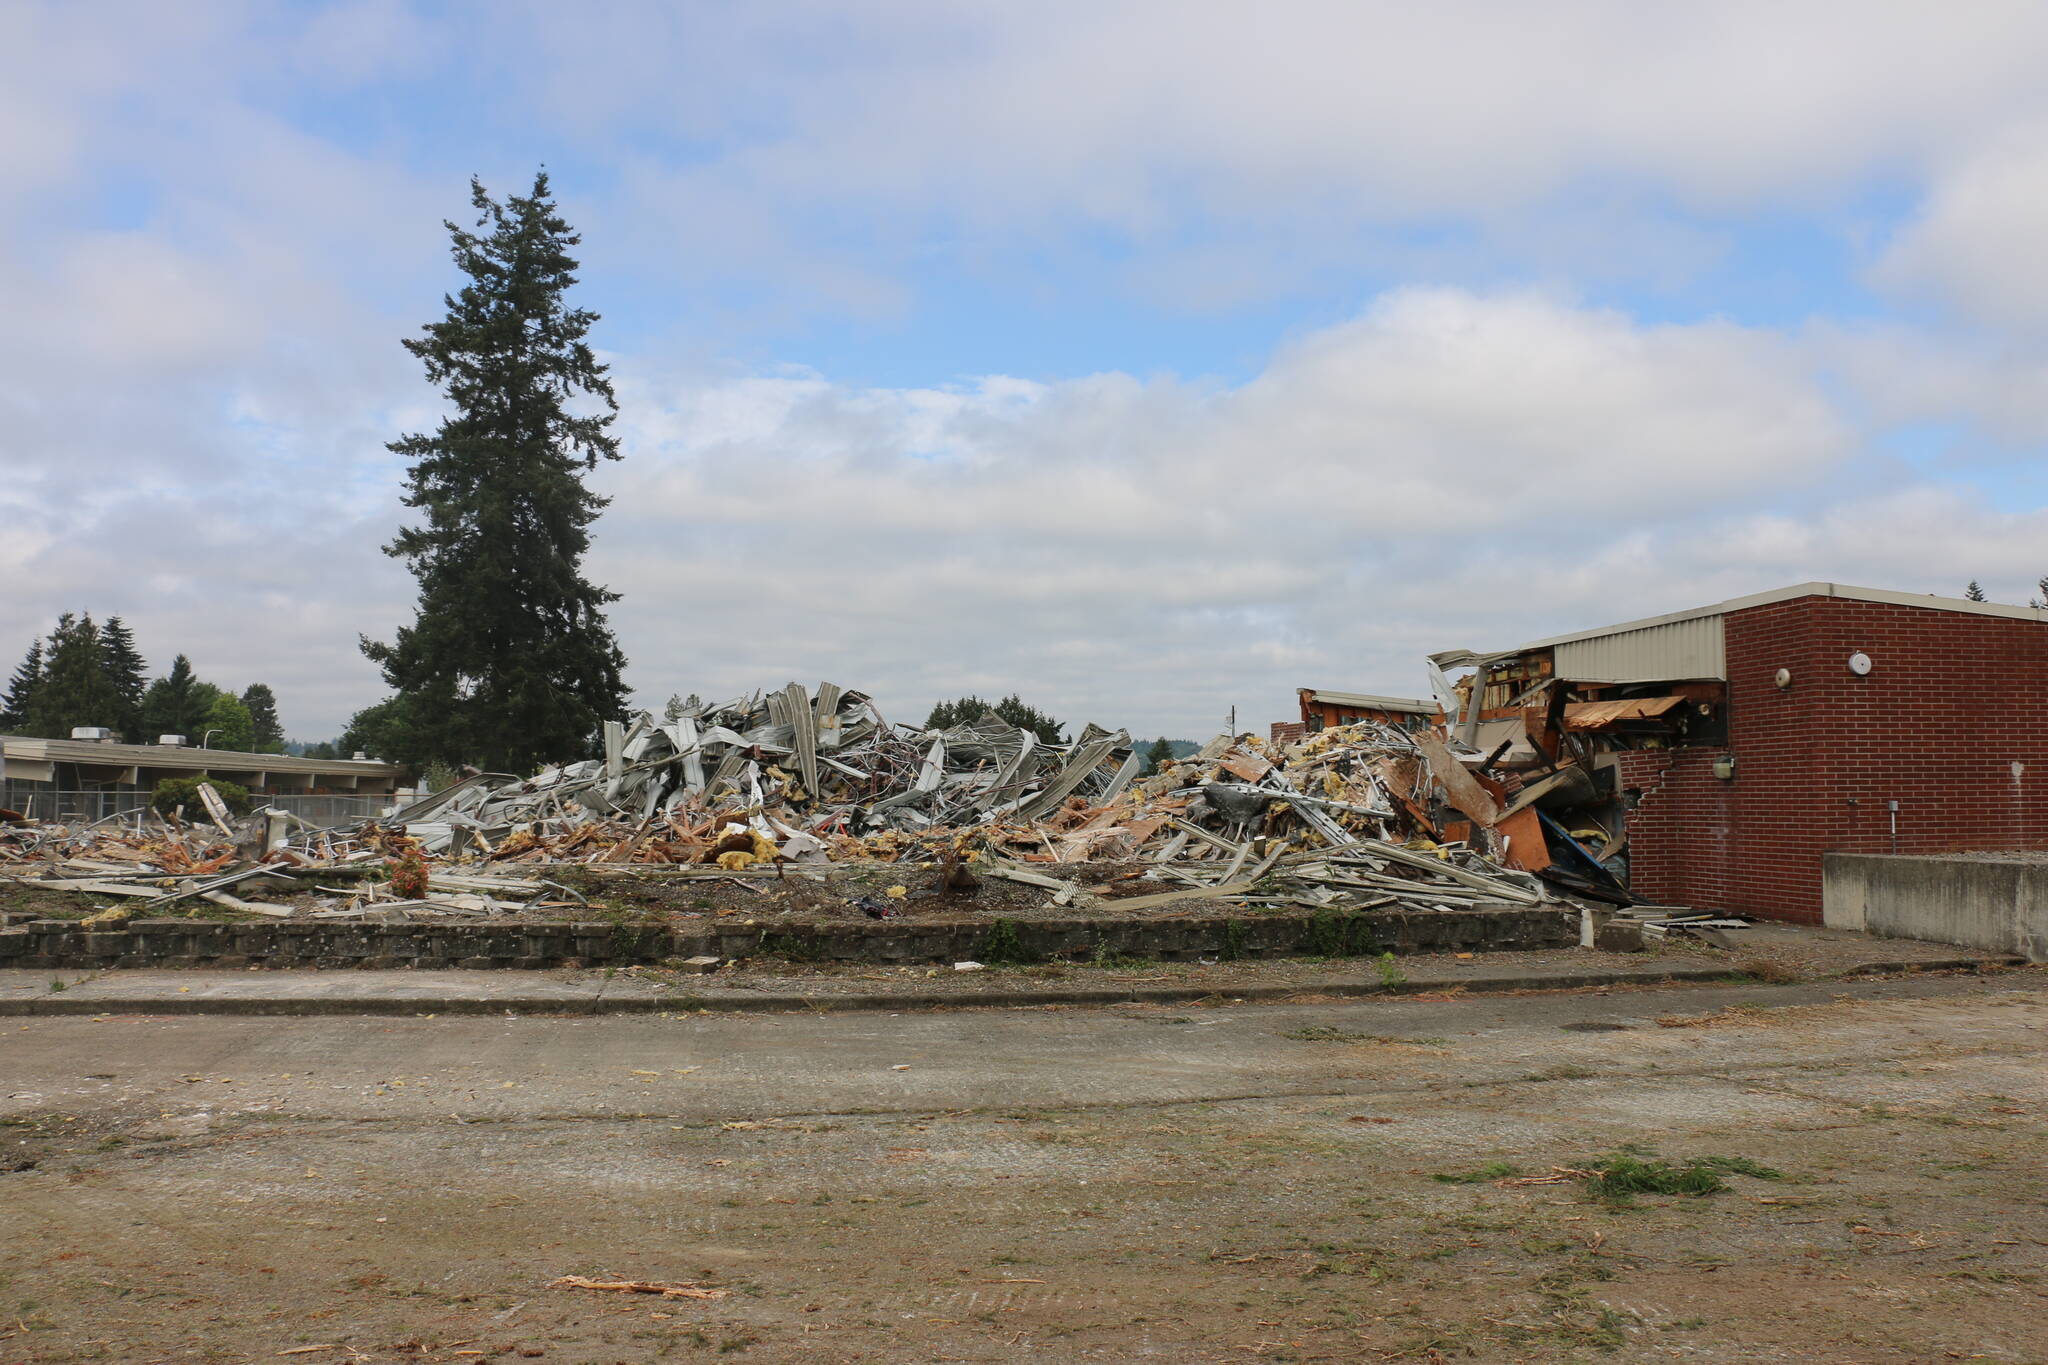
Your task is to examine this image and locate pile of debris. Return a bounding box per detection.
[2,682,1567,922]
[0,788,576,921]
[392,684,1143,860]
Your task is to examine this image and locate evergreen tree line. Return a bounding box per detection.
[0,613,285,752]
[1964,576,2048,605]
[924,695,1066,744]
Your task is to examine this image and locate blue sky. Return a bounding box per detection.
[6,1,2048,743]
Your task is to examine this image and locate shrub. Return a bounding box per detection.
[151,776,252,819]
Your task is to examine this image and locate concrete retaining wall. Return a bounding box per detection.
[0,906,1574,971]
[1823,853,2048,962]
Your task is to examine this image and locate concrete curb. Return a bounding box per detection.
[0,957,2014,1017]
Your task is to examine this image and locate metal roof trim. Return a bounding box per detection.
[0,736,402,776]
[1438,582,2048,666]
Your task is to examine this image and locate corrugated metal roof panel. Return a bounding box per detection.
[1552,615,1725,683]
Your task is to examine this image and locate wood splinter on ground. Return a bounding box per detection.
[549,1274,730,1300]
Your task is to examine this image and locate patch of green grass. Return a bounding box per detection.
[1433,1161,1521,1184]
[1580,1152,1783,1200]
[1431,1152,1782,1199]
[1282,1025,1444,1046]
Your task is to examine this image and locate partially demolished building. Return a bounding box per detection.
[1428,582,2048,923]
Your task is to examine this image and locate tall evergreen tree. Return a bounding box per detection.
[98,616,148,742]
[361,171,627,773]
[1965,580,1987,602]
[1,638,42,733]
[139,655,215,741]
[241,683,284,753]
[1144,736,1175,776]
[26,614,125,739]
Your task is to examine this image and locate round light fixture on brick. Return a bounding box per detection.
[1847,651,1873,676]
[1774,668,1793,689]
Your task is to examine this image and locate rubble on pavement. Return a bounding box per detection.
[2,682,1565,922]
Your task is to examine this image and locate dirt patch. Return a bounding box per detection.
[4,984,2045,1362]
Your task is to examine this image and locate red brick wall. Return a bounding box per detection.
[1625,594,2048,922]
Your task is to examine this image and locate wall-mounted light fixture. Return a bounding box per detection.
[1774,668,1793,689]
[1712,754,1736,781]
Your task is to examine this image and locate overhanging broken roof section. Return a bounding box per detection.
[1563,695,1688,730]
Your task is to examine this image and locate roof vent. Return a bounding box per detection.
[158,734,188,747]
[351,751,370,762]
[69,726,114,742]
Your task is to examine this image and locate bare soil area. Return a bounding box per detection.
[5,974,2046,1362]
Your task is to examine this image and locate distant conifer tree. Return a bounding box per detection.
[1965,580,1987,601]
[1,638,43,733]
[241,683,284,753]
[26,614,125,739]
[140,655,215,741]
[98,616,148,742]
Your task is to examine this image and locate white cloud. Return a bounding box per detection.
[1875,123,2048,331]
[556,2,2048,229]
[582,288,1999,738]
[4,280,2044,742]
[8,2,2048,748]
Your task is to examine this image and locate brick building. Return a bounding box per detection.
[1433,583,2048,923]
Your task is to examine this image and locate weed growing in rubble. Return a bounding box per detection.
[1304,907,1379,958]
[1087,938,1152,969]
[755,929,823,962]
[1376,951,1406,987]
[976,917,1029,965]
[1219,919,1249,961]
[607,917,665,961]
